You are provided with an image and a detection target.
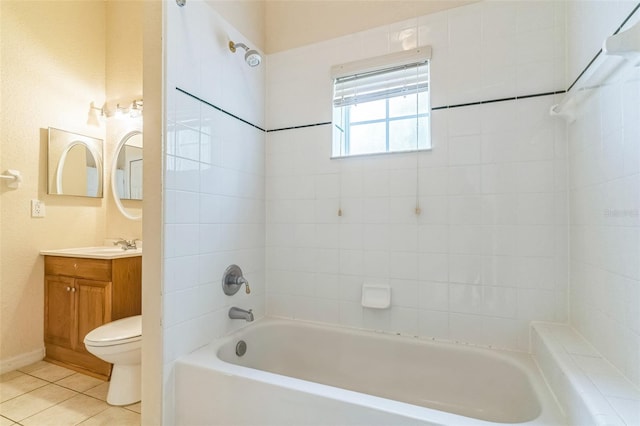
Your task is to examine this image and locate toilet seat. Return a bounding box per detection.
[84,315,141,347]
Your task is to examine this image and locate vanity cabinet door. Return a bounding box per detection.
[75,279,112,352]
[43,255,140,379]
[44,275,75,349]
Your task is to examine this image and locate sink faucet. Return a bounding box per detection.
[113,238,137,250]
[229,307,254,322]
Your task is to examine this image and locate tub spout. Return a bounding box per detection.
[229,307,254,322]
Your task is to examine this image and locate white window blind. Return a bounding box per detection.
[331,47,432,158]
[333,62,429,108]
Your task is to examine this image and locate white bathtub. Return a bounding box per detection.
[175,318,566,425]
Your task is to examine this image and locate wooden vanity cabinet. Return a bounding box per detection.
[44,256,141,380]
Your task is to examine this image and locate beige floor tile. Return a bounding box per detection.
[78,406,140,426]
[17,361,50,374]
[21,394,108,426]
[55,373,105,393]
[0,383,76,422]
[26,363,75,382]
[83,382,109,401]
[0,374,48,403]
[0,415,15,426]
[124,401,141,413]
[0,371,24,384]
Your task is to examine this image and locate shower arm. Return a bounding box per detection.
[229,41,248,53]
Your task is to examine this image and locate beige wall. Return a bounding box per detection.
[0,0,107,367]
[141,0,163,423]
[106,0,143,238]
[0,0,143,370]
[0,3,4,353]
[208,0,266,51]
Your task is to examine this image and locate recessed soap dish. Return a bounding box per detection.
[361,283,391,309]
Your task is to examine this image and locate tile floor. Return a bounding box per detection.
[0,361,140,426]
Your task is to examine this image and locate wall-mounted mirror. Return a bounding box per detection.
[47,128,103,198]
[114,132,143,200]
[112,130,142,220]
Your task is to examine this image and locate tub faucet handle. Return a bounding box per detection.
[235,276,250,294]
[222,265,251,296]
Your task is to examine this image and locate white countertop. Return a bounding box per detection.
[40,246,142,260]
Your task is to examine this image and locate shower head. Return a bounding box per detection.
[229,40,262,67]
[244,49,261,67]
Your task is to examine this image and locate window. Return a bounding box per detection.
[332,48,431,158]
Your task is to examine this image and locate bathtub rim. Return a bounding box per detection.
[176,317,566,426]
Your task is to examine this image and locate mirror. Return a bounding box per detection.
[114,132,143,200]
[112,130,142,220]
[47,128,103,197]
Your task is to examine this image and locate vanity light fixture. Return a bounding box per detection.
[89,102,108,118]
[89,101,113,120]
[90,99,144,120]
[115,104,130,117]
[129,99,143,118]
[88,102,109,126]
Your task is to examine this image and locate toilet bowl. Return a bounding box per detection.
[84,315,141,406]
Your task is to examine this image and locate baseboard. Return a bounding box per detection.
[0,348,45,375]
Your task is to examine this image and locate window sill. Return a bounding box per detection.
[330,147,433,160]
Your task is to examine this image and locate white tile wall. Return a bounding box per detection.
[265,1,567,351]
[565,1,639,89]
[164,1,265,423]
[533,323,640,426]
[566,2,640,388]
[160,1,640,422]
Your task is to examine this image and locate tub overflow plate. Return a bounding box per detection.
[236,340,247,357]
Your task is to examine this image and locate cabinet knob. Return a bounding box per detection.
[66,286,71,292]
[71,287,76,292]
[73,263,78,269]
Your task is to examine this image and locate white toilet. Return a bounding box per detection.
[84,315,142,406]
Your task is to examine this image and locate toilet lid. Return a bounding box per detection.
[84,315,141,346]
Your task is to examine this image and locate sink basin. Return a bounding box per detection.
[81,247,134,254]
[40,246,142,259]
